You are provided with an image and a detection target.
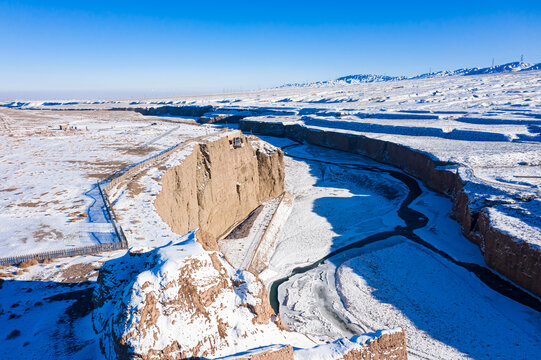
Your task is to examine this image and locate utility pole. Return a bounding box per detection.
[520,54,524,63]
[492,58,494,67]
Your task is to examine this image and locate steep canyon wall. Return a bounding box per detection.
[239,120,541,298]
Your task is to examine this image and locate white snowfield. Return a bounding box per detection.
[93,231,314,359]
[0,109,211,257]
[0,66,540,360]
[263,144,541,359]
[12,67,537,251]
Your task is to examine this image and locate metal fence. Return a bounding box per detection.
[0,130,226,267]
[0,241,127,266]
[0,181,129,266]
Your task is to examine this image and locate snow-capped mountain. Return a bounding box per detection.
[282,61,541,87]
[335,74,406,83]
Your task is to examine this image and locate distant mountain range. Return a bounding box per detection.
[281,61,541,87]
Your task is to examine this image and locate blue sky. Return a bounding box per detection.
[1,1,541,99]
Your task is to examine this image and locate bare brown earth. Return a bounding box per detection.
[55,262,99,283]
[342,331,408,360]
[239,120,541,298]
[225,205,264,240]
[231,345,294,360]
[154,134,285,251]
[17,259,38,268]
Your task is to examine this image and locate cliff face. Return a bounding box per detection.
[477,209,541,296]
[341,330,407,360]
[240,120,541,298]
[93,131,411,360]
[154,134,284,251]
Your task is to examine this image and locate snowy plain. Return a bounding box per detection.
[0,109,211,257]
[0,67,540,359]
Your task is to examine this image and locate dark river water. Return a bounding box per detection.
[269,144,541,314]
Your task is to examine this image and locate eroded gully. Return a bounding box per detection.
[269,143,541,315]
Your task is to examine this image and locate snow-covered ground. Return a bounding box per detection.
[259,143,408,287]
[262,142,541,359]
[6,66,540,116]
[0,109,212,257]
[1,68,540,359]
[0,249,121,359]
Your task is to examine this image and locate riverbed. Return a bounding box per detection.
[258,136,541,360]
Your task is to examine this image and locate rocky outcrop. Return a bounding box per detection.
[294,328,408,360]
[219,329,408,359]
[218,345,294,360]
[154,133,284,251]
[239,120,541,298]
[131,105,215,117]
[199,114,247,124]
[93,231,407,359]
[92,231,309,360]
[341,330,408,360]
[241,120,288,137]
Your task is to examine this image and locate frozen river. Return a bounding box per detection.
[259,136,541,360]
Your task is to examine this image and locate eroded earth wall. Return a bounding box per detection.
[94,132,410,360]
[239,120,541,297]
[154,134,285,251]
[226,330,408,360]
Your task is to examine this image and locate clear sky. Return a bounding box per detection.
[1,1,541,99]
